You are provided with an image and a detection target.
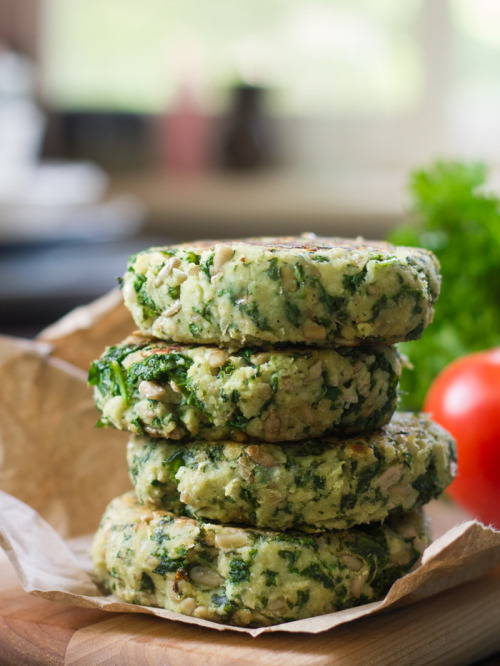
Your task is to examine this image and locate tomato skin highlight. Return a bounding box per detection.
[423,348,500,528]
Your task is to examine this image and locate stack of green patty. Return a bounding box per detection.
[89,235,457,627]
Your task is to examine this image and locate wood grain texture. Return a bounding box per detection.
[0,587,105,665]
[1,566,500,666]
[64,566,500,665]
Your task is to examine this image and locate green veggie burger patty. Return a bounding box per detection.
[89,336,402,442]
[92,492,430,627]
[121,234,440,347]
[127,412,456,531]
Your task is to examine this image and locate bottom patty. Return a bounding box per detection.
[91,492,431,627]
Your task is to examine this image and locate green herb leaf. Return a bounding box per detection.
[343,267,368,294]
[228,558,250,583]
[266,257,280,280]
[200,252,215,279]
[239,303,272,331]
[387,161,500,409]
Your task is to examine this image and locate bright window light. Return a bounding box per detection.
[40,0,424,115]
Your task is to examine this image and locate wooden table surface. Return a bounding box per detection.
[1,551,500,666]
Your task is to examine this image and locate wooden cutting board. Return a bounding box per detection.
[1,553,500,666]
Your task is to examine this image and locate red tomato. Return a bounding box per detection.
[423,348,500,527]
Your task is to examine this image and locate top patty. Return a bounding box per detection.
[121,234,440,347]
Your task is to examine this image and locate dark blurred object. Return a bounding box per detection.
[0,233,171,338]
[42,112,156,173]
[219,84,275,171]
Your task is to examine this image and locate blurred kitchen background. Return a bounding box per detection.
[2,0,500,336]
